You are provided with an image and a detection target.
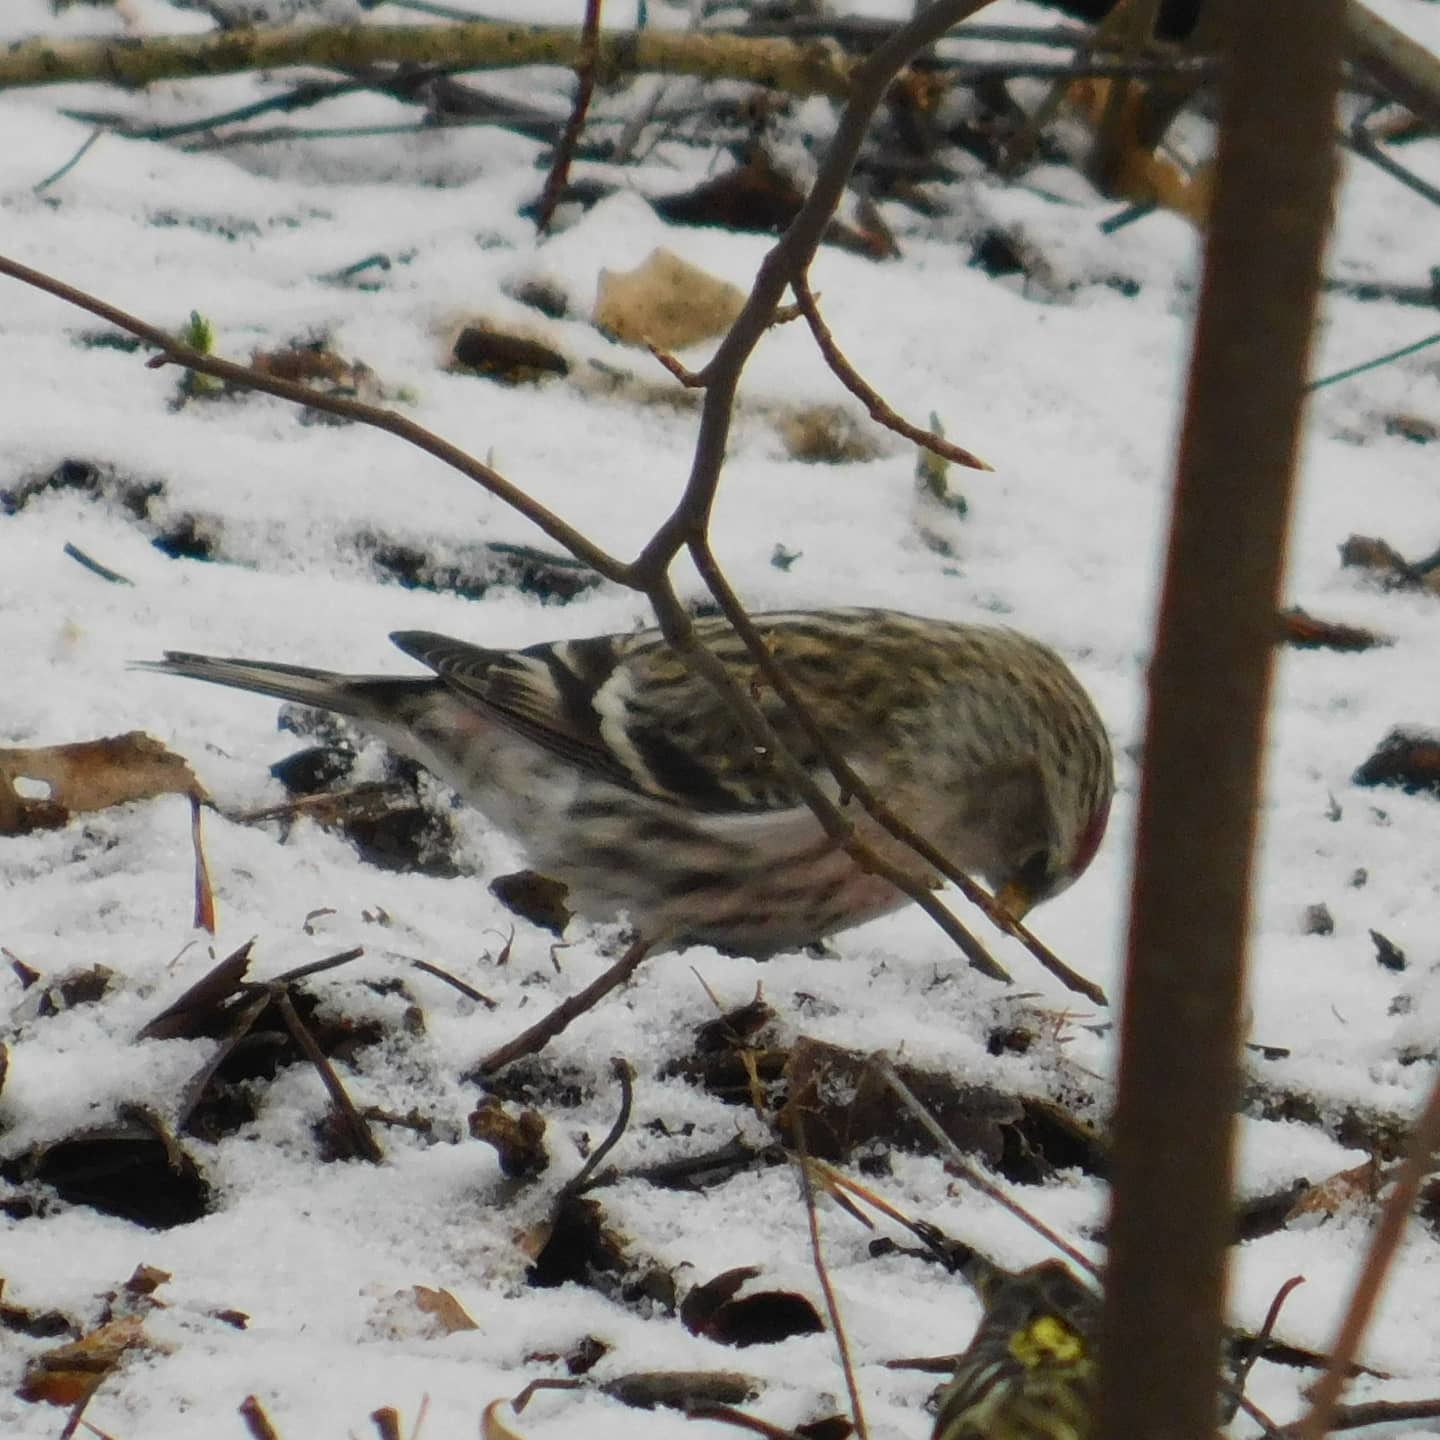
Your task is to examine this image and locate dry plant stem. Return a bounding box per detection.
[273,986,384,1162]
[871,1056,1101,1281]
[792,1123,870,1440]
[1097,5,1344,1440]
[190,794,216,933]
[174,993,270,1130]
[789,274,991,471]
[1224,1275,1305,1423]
[477,937,652,1074]
[59,1394,95,1440]
[533,0,603,236]
[564,1056,634,1196]
[408,957,497,1007]
[1294,1062,1440,1440]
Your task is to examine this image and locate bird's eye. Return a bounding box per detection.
[1016,848,1052,894]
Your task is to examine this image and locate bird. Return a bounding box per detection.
[931,1259,1099,1440]
[139,607,1112,957]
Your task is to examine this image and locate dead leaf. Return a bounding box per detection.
[411,1286,479,1334]
[18,1315,151,1407]
[681,1267,824,1348]
[594,248,746,351]
[1285,1158,1383,1225]
[0,731,206,835]
[469,1099,550,1178]
[488,870,572,936]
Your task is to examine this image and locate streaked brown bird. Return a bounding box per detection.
[141,608,1112,956]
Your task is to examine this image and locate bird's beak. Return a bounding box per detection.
[993,880,1035,923]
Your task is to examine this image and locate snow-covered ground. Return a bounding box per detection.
[4,1,1440,1436]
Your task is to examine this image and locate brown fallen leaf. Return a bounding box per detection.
[681,1266,824,1348]
[594,248,746,352]
[411,1285,479,1334]
[18,1314,151,1407]
[1285,1158,1383,1225]
[0,731,206,836]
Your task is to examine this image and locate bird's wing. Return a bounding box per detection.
[389,629,636,790]
[389,623,840,814]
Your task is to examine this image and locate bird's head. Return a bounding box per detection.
[993,787,1112,922]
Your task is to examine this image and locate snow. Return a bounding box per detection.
[4,0,1440,1435]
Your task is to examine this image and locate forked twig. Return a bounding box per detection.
[789,272,991,471]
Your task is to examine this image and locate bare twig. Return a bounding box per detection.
[1224,1275,1305,1420]
[533,0,603,234]
[871,1056,1101,1280]
[790,274,991,471]
[0,253,633,585]
[1341,116,1440,208]
[564,1057,635,1195]
[1288,1397,1440,1436]
[190,794,216,934]
[477,936,653,1074]
[1307,327,1440,391]
[792,1126,869,1440]
[1294,1062,1440,1440]
[34,128,103,193]
[62,542,132,585]
[1097,5,1344,1440]
[408,957,497,1007]
[273,985,384,1162]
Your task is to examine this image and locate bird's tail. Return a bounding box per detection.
[135,651,430,720]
